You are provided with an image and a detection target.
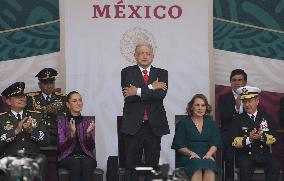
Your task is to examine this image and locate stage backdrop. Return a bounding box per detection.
[63,0,212,172]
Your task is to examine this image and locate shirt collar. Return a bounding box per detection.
[138,65,151,75]
[232,89,238,99]
[247,110,258,119]
[11,110,24,119]
[42,92,51,99]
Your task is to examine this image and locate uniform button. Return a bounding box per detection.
[249,145,251,148]
[22,138,24,141]
[245,130,247,132]
[48,123,51,126]
[260,145,263,148]
[248,152,252,155]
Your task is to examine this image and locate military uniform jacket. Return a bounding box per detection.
[26,91,66,129]
[0,110,49,156]
[231,111,276,156]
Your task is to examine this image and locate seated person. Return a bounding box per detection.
[0,82,49,180]
[58,91,97,181]
[232,86,280,181]
[172,94,223,181]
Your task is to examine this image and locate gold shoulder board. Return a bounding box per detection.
[54,92,66,96]
[26,92,39,96]
[0,112,8,116]
[26,110,41,113]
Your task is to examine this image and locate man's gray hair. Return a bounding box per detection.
[134,43,154,57]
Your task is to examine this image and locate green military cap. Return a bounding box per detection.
[1,82,25,98]
[36,68,58,84]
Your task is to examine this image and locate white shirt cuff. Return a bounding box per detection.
[245,137,252,145]
[148,84,153,90]
[136,88,141,96]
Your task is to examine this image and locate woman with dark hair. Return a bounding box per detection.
[57,91,97,181]
[172,94,223,181]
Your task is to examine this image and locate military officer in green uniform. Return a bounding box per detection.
[231,86,280,181]
[0,82,49,179]
[26,68,66,145]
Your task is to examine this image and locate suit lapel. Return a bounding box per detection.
[133,65,144,86]
[148,66,157,84]
[229,92,235,104]
[8,112,17,123]
[255,112,263,126]
[243,114,254,129]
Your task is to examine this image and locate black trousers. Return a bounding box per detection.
[236,153,280,181]
[58,155,97,181]
[123,121,162,181]
[222,131,234,181]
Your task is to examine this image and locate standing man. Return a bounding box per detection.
[218,69,247,181]
[0,82,49,179]
[26,68,65,146]
[121,43,169,181]
[232,86,280,181]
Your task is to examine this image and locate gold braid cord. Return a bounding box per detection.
[232,137,244,148]
[265,133,276,145]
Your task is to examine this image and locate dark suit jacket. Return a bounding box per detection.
[218,91,237,133]
[121,65,169,136]
[231,111,276,156]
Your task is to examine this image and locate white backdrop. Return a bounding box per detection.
[63,0,212,174]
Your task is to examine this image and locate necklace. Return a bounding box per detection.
[192,117,202,127]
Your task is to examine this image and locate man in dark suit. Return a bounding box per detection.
[26,68,65,145]
[0,82,49,180]
[218,69,247,181]
[121,43,170,181]
[232,86,280,181]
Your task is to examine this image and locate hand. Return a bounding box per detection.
[15,117,28,135]
[86,122,95,138]
[45,104,56,113]
[249,128,262,141]
[152,79,167,90]
[69,119,76,138]
[235,95,241,110]
[254,130,263,140]
[22,116,33,133]
[123,84,137,98]
[203,153,215,161]
[189,151,200,159]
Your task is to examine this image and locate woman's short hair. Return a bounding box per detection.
[186,94,212,116]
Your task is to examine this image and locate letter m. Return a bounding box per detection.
[92,5,111,18]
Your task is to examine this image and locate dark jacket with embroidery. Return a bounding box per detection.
[231,111,276,156]
[0,110,49,156]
